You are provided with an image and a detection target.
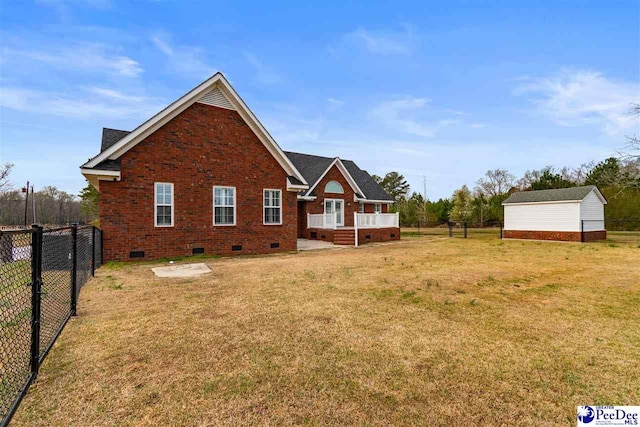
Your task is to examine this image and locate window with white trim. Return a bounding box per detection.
[263,189,282,225]
[358,202,365,213]
[374,203,382,214]
[324,180,344,194]
[155,183,174,227]
[214,186,236,225]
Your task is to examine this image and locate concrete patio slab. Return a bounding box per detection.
[297,239,336,251]
[152,262,212,278]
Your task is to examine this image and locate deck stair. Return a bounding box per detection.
[334,229,356,246]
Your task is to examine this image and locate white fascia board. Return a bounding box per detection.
[355,198,395,204]
[82,73,308,186]
[305,158,364,197]
[297,195,317,201]
[502,199,582,206]
[80,168,120,177]
[590,187,608,204]
[83,73,225,168]
[286,177,309,192]
[218,83,308,186]
[81,169,122,191]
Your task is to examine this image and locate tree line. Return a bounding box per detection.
[0,164,96,227]
[374,158,640,231]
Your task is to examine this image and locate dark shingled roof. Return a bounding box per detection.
[284,151,393,201]
[93,159,121,171]
[342,160,394,201]
[101,128,130,152]
[84,128,129,171]
[284,152,334,191]
[503,185,599,204]
[89,130,392,202]
[287,175,305,186]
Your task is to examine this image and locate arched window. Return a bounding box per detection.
[324,180,344,194]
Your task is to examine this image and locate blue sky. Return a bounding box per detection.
[1,0,638,199]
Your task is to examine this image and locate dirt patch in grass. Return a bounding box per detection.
[12,233,640,425]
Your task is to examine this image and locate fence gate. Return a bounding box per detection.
[0,225,102,426]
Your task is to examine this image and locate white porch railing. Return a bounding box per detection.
[307,213,339,229]
[355,212,399,229]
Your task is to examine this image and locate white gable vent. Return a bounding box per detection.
[197,86,235,110]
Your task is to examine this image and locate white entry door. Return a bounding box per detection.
[324,199,344,227]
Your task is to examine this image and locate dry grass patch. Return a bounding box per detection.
[12,233,640,425]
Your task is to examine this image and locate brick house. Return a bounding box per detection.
[81,73,398,261]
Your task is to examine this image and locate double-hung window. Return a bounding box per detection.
[214,186,236,225]
[374,203,382,214]
[155,183,174,227]
[358,202,365,213]
[264,189,282,225]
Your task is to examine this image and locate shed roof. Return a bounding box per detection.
[502,185,606,205]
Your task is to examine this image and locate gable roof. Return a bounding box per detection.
[341,160,394,201]
[101,128,130,152]
[502,185,607,205]
[283,152,334,192]
[81,72,307,189]
[284,151,394,202]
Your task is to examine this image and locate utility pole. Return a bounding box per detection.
[32,184,36,223]
[23,180,30,226]
[422,175,430,227]
[422,175,427,200]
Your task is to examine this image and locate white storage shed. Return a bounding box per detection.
[502,185,607,242]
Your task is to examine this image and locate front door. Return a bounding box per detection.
[324,199,344,227]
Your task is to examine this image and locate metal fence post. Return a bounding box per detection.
[70,224,78,316]
[581,220,584,243]
[29,224,43,378]
[448,222,453,238]
[499,221,503,239]
[91,226,96,277]
[464,222,468,238]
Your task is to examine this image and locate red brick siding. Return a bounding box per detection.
[305,228,335,242]
[304,165,359,226]
[99,102,297,261]
[503,230,606,242]
[300,166,390,226]
[303,227,400,245]
[358,227,400,244]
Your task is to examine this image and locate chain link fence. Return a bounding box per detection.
[0,225,102,426]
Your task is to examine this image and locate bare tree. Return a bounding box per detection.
[475,169,516,197]
[615,103,640,189]
[622,103,640,161]
[0,163,14,191]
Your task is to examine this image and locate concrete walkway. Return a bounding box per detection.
[297,239,336,251]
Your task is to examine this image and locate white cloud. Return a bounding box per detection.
[150,36,173,56]
[514,69,639,136]
[327,98,345,107]
[347,26,415,55]
[0,86,164,119]
[469,123,487,129]
[243,52,283,85]
[35,0,112,21]
[3,44,142,77]
[37,0,112,8]
[151,33,216,79]
[371,97,460,137]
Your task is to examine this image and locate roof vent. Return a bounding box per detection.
[197,87,235,110]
